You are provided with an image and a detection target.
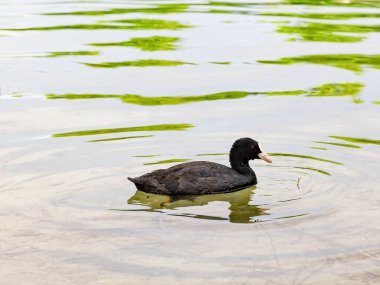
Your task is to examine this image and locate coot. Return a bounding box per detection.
[128,137,272,195]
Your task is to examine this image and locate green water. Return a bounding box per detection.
[89,36,180,51]
[88,135,154,143]
[3,19,192,31]
[46,83,365,104]
[277,22,380,42]
[1,0,380,284]
[258,54,380,73]
[261,12,380,20]
[143,158,191,165]
[82,59,194,68]
[53,123,194,137]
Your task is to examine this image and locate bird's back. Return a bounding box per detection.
[128,161,254,195]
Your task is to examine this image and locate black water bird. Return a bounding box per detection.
[128,138,272,195]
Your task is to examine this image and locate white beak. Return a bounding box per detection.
[258,152,272,163]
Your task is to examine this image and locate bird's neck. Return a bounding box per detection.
[229,149,257,182]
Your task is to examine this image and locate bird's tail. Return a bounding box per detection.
[127,177,145,191]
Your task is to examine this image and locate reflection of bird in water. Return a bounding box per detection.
[128,137,272,195]
[126,186,267,223]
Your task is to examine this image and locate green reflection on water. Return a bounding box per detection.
[261,12,380,20]
[110,91,249,103]
[47,91,301,105]
[266,90,306,96]
[89,36,180,51]
[295,166,329,176]
[47,82,364,105]
[47,91,250,104]
[275,213,308,220]
[209,61,231,65]
[277,22,380,43]
[283,0,380,7]
[329,136,380,145]
[310,147,327,150]
[259,20,291,24]
[144,159,191,165]
[133,155,161,158]
[44,4,190,16]
[101,19,191,30]
[314,141,361,148]
[47,51,100,57]
[196,153,228,156]
[47,94,121,100]
[82,59,193,68]
[40,0,380,20]
[3,19,191,31]
[53,123,194,137]
[307,83,364,103]
[87,135,153,143]
[207,1,252,7]
[125,186,265,223]
[258,54,380,73]
[269,153,343,165]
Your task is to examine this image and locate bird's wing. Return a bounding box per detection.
[158,162,243,195]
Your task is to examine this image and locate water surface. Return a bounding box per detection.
[1,0,380,284]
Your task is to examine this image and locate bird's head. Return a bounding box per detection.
[230,137,272,164]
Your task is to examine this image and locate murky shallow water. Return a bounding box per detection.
[1,0,380,284]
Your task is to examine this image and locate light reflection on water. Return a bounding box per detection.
[0,0,380,284]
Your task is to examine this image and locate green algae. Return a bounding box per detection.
[277,22,380,43]
[144,159,190,165]
[89,36,180,51]
[258,54,380,73]
[87,135,153,143]
[47,51,100,57]
[261,12,380,20]
[53,123,194,137]
[3,19,191,32]
[313,141,361,148]
[268,153,343,165]
[44,4,190,16]
[329,136,380,145]
[82,59,193,68]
